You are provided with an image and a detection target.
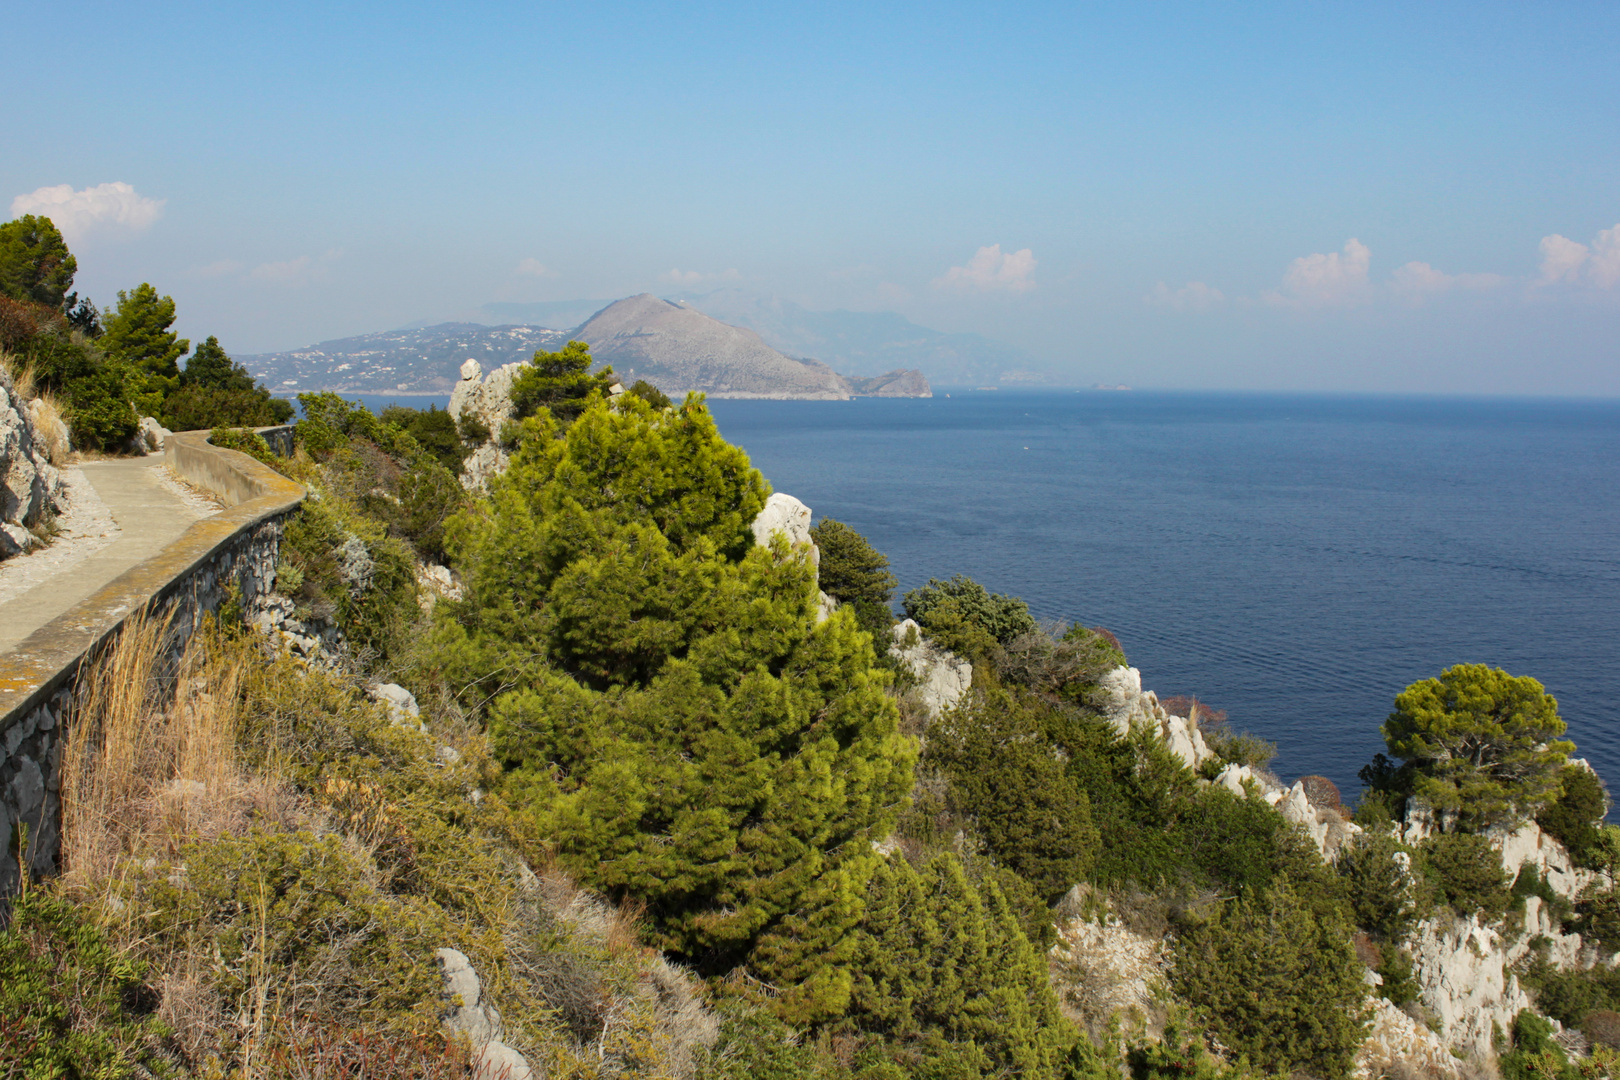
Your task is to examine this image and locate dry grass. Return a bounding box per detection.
[0,350,69,465]
[60,610,295,884]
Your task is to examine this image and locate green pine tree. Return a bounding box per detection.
[442,393,915,1023]
[101,282,188,414]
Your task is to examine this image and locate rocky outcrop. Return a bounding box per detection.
[369,682,426,734]
[750,492,816,564]
[575,295,852,400]
[1050,890,1169,1040]
[135,416,171,454]
[1097,666,1215,773]
[435,947,535,1080]
[0,366,63,558]
[449,358,520,491]
[889,619,973,718]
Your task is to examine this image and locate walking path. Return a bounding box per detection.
[0,456,218,653]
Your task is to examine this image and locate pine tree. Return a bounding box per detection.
[444,393,914,1023]
[811,518,897,640]
[0,215,77,308]
[1171,878,1371,1079]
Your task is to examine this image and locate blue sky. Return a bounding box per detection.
[6,1,1618,393]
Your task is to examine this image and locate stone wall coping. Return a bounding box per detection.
[0,429,305,734]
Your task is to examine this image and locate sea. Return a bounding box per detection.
[347,388,1620,805]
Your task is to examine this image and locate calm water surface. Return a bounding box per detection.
[706,391,1620,802]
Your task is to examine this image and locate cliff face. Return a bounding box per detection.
[574,294,853,400]
[0,366,63,557]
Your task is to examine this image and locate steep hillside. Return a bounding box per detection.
[239,322,568,395]
[573,294,853,399]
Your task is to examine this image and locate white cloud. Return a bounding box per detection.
[250,248,342,285]
[1539,234,1590,283]
[1537,224,1620,289]
[661,267,740,285]
[9,182,165,243]
[1388,261,1507,303]
[1148,280,1225,311]
[932,244,1037,292]
[1589,225,1620,288]
[1266,238,1372,306]
[515,257,556,277]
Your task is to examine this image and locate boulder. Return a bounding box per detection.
[1097,666,1213,771]
[136,416,172,453]
[449,359,527,491]
[369,682,425,733]
[434,948,534,1080]
[750,492,817,565]
[889,619,972,718]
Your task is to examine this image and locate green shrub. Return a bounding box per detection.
[1572,886,1620,953]
[1538,765,1610,869]
[64,364,138,451]
[209,425,278,466]
[902,575,1037,659]
[1337,830,1422,943]
[1170,878,1370,1079]
[927,684,1099,900]
[162,385,282,430]
[456,407,491,445]
[811,518,897,642]
[380,403,466,474]
[1419,832,1511,920]
[627,379,672,409]
[849,853,1074,1077]
[508,340,615,423]
[0,888,171,1076]
[994,623,1126,703]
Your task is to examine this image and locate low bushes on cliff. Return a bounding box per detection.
[1170,878,1370,1079]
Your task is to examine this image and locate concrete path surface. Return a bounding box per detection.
[0,457,215,653]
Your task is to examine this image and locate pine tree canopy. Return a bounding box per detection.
[440,393,916,1023]
[1382,663,1573,829]
[0,215,77,309]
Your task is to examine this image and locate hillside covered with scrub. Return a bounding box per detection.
[8,333,1620,1079]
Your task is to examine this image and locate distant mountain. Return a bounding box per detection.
[674,289,1054,385]
[239,323,568,395]
[240,295,934,400]
[573,294,853,399]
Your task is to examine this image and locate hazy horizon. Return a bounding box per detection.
[5,2,1617,395]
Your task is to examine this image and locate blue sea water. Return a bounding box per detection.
[705,391,1620,804]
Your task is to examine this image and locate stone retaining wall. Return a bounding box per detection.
[0,430,304,898]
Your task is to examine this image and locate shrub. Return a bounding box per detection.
[628,379,673,409]
[995,623,1125,703]
[1572,886,1620,953]
[65,363,138,450]
[811,518,897,642]
[1586,1010,1620,1050]
[508,340,615,423]
[1538,764,1610,869]
[1170,878,1370,1079]
[0,888,171,1076]
[1419,832,1510,920]
[1299,775,1343,810]
[849,853,1073,1076]
[901,575,1037,659]
[456,407,491,445]
[1337,830,1422,944]
[381,403,465,474]
[162,385,282,430]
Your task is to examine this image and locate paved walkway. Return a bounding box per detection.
[0,457,215,653]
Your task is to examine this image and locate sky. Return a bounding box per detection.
[5,1,1618,394]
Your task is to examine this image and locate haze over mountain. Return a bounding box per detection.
[240,323,567,396]
[461,291,1050,387]
[573,294,850,399]
[670,289,1054,386]
[239,295,933,399]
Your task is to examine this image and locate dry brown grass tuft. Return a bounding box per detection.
[60,611,298,886]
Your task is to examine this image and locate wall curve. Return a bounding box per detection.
[0,429,304,897]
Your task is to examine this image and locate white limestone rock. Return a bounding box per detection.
[1357,997,1463,1080]
[890,619,972,718]
[370,682,425,733]
[0,367,62,557]
[136,416,172,453]
[1097,666,1214,772]
[1408,914,1535,1062]
[750,492,817,566]
[435,948,534,1080]
[450,359,527,491]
